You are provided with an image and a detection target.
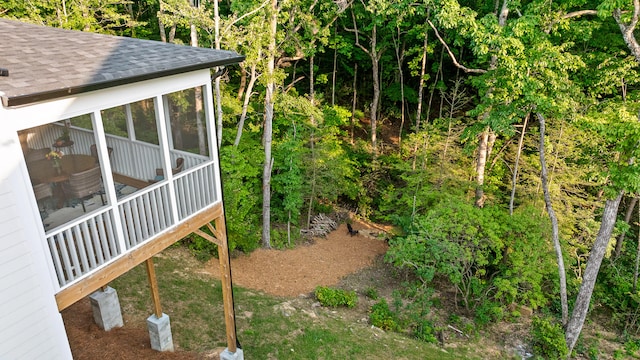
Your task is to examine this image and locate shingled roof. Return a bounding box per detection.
[0,19,244,107]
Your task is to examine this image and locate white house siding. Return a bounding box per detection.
[0,129,72,359]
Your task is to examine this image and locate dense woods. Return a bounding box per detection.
[4,0,640,357]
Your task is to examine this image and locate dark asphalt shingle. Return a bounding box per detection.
[0,19,244,107]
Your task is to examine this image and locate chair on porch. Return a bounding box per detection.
[62,166,104,212]
[151,157,184,183]
[90,144,114,163]
[33,183,53,216]
[25,147,51,163]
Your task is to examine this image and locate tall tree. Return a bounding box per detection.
[345,0,389,157]
[262,0,278,248]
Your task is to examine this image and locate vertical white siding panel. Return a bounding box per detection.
[0,128,72,359]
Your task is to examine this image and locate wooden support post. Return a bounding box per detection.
[210,216,237,353]
[145,257,163,318]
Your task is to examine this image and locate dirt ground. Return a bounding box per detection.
[63,221,388,359]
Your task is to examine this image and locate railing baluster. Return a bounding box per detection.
[63,229,80,280]
[123,201,135,248]
[69,226,89,275]
[77,223,96,269]
[96,213,111,261]
[105,211,119,254]
[161,185,172,226]
[131,197,144,245]
[143,192,154,236]
[47,235,65,286]
[88,220,104,265]
[150,190,161,233]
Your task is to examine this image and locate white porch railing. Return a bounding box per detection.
[46,208,121,287]
[119,182,174,249]
[44,160,220,290]
[174,163,218,220]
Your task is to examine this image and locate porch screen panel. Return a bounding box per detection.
[165,86,210,174]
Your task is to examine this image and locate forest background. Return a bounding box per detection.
[4,0,640,357]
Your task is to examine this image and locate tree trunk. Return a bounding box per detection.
[214,77,223,150]
[262,0,278,249]
[538,113,569,326]
[394,26,406,146]
[350,9,382,155]
[350,63,357,145]
[509,113,529,215]
[168,25,176,43]
[158,1,167,43]
[474,0,507,207]
[415,29,429,132]
[213,0,224,150]
[474,129,489,207]
[427,47,444,125]
[332,24,338,107]
[237,67,247,101]
[565,192,623,354]
[370,23,380,157]
[307,56,318,228]
[234,62,258,147]
[615,196,638,258]
[614,5,640,63]
[634,203,640,291]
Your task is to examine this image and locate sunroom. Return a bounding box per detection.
[21,85,220,286]
[0,19,244,359]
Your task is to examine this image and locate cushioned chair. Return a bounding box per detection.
[33,182,53,201]
[151,157,184,182]
[25,148,51,163]
[62,166,104,212]
[90,144,113,163]
[33,183,53,216]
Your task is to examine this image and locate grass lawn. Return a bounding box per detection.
[110,246,499,359]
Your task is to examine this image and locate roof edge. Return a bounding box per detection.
[4,55,245,108]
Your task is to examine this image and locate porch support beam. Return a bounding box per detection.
[193,229,222,246]
[211,217,238,354]
[55,202,223,311]
[145,257,163,318]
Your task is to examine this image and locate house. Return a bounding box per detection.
[0,19,245,359]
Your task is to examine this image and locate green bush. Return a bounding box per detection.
[369,299,398,331]
[315,286,357,308]
[365,287,379,300]
[531,317,568,360]
[413,318,437,343]
[386,198,554,317]
[474,299,504,326]
[180,234,217,261]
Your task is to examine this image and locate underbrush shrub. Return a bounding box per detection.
[474,299,504,326]
[270,227,298,249]
[315,286,357,308]
[531,316,568,360]
[385,196,554,324]
[413,319,437,343]
[180,234,217,261]
[369,299,399,331]
[219,138,262,252]
[595,240,640,334]
[365,287,379,300]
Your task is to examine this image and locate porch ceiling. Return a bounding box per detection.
[0,19,244,108]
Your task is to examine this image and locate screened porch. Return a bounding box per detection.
[19,85,221,292]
